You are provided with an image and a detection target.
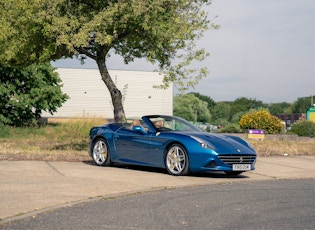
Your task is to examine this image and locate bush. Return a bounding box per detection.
[290,120,315,137]
[0,63,68,126]
[212,118,230,126]
[216,123,242,133]
[239,109,283,134]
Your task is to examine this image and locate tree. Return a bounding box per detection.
[230,97,266,118]
[188,92,216,111]
[291,96,313,113]
[0,0,217,122]
[267,102,291,115]
[211,102,230,122]
[0,63,68,126]
[174,94,211,122]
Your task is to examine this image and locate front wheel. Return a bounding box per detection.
[165,144,190,176]
[92,138,111,166]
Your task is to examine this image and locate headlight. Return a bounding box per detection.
[191,136,215,150]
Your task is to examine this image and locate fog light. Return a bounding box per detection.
[205,161,217,168]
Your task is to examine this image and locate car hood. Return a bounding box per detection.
[187,132,255,154]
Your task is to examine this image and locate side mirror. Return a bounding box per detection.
[132,126,147,134]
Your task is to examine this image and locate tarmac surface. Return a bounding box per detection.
[1,156,315,224]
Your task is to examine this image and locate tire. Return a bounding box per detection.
[224,171,243,176]
[92,138,111,166]
[165,144,190,176]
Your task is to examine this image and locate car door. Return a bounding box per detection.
[113,127,156,166]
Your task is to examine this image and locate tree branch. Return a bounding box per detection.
[75,47,97,60]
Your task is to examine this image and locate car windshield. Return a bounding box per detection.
[146,115,201,132]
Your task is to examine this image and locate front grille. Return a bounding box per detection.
[218,154,256,165]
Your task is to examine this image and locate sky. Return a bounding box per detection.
[52,0,315,103]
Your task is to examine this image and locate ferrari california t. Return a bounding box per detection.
[89,115,257,176]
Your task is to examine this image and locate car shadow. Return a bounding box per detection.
[82,161,249,179]
[82,161,168,174]
[190,171,250,179]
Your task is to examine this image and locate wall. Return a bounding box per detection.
[42,68,173,119]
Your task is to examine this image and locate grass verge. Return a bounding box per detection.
[249,139,315,157]
[0,118,105,161]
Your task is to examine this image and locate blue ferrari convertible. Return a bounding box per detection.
[89,115,257,176]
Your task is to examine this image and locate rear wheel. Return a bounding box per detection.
[92,138,111,166]
[165,144,189,176]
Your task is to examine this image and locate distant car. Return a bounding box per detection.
[89,115,257,176]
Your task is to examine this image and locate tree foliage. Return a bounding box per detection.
[0,63,68,126]
[268,102,292,115]
[174,94,211,122]
[230,97,266,118]
[188,92,216,111]
[211,102,230,122]
[0,0,217,122]
[291,97,313,113]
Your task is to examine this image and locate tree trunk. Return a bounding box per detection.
[97,60,126,122]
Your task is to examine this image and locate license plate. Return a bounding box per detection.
[232,164,251,171]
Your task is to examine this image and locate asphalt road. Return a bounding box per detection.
[1,179,314,230]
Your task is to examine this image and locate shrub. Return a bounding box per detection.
[0,63,68,126]
[217,123,242,133]
[239,109,283,134]
[290,120,315,137]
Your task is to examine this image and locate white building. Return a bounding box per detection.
[43,68,173,119]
